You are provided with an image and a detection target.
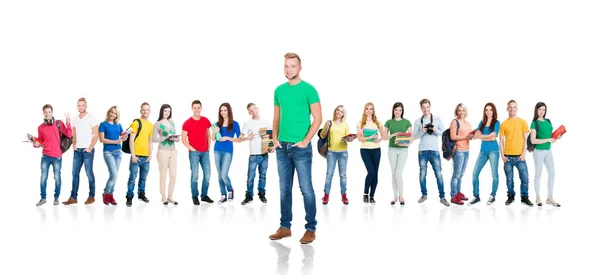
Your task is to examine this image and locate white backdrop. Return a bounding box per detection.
[2,1,598,274]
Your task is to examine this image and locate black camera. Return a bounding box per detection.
[425,123,434,135]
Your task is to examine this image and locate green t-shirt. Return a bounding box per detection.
[384,118,412,148]
[530,119,553,150]
[274,80,320,143]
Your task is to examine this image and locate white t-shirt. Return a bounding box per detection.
[242,118,270,155]
[72,113,98,149]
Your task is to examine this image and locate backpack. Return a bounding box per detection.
[317,121,331,158]
[122,119,142,154]
[442,119,459,160]
[527,119,550,152]
[55,120,73,154]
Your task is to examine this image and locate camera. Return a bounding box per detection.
[425,123,434,135]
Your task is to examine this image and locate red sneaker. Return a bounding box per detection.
[458,192,468,201]
[341,194,349,205]
[451,194,464,205]
[322,194,329,205]
[102,193,109,205]
[108,194,117,205]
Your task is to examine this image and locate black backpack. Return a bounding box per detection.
[527,119,550,152]
[442,119,459,160]
[122,119,142,154]
[55,120,73,154]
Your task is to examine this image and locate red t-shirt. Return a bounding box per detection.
[182,116,211,152]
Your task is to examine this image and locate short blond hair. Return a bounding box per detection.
[284,53,301,65]
[454,103,468,118]
[420,98,430,107]
[78,97,86,103]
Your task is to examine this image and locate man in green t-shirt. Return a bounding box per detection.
[268,53,322,245]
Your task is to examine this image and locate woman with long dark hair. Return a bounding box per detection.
[212,103,241,204]
[530,102,560,207]
[471,103,500,205]
[382,102,412,205]
[152,104,179,205]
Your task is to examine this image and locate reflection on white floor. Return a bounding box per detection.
[18,194,591,275]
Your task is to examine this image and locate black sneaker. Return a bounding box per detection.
[138,192,149,203]
[241,192,253,205]
[192,196,200,205]
[126,196,133,207]
[521,196,534,207]
[201,196,214,203]
[470,196,481,205]
[258,192,267,203]
[369,197,376,204]
[363,194,369,203]
[505,194,515,205]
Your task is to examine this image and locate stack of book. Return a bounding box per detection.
[260,127,274,153]
[394,132,411,147]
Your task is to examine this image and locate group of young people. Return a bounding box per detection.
[319,99,561,210]
[31,53,562,245]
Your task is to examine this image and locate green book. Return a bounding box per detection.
[363,128,378,142]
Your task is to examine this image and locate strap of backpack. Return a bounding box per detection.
[133,119,142,141]
[454,119,460,135]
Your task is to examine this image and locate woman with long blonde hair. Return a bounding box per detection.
[320,105,354,205]
[357,102,385,204]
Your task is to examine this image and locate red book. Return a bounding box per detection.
[469,129,476,135]
[396,132,412,137]
[26,133,44,147]
[552,125,566,139]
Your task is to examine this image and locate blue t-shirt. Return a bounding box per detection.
[99,121,123,152]
[477,121,500,152]
[214,121,240,153]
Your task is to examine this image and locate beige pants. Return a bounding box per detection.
[157,149,177,201]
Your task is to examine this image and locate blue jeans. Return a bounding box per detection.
[360,148,381,197]
[472,151,499,197]
[103,150,122,194]
[247,154,268,196]
[40,155,62,199]
[215,151,233,195]
[503,156,529,197]
[71,148,96,199]
[126,156,150,197]
[189,151,211,198]
[418,150,445,198]
[276,142,317,232]
[324,151,348,194]
[450,151,469,197]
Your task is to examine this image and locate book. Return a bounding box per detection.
[395,136,410,146]
[396,132,412,137]
[469,129,476,135]
[341,134,357,141]
[362,128,378,142]
[25,133,43,146]
[552,125,566,139]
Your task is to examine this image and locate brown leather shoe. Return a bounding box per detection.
[62,197,78,205]
[84,197,95,205]
[268,228,292,240]
[299,230,316,244]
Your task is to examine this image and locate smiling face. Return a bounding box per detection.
[284,57,301,81]
[108,107,117,122]
[43,107,53,121]
[247,104,259,118]
[162,107,171,120]
[220,106,229,119]
[393,106,403,119]
[420,102,431,116]
[140,104,150,119]
[192,103,202,117]
[77,100,86,114]
[507,102,518,117]
[537,105,546,119]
